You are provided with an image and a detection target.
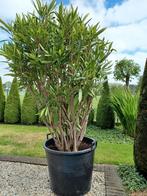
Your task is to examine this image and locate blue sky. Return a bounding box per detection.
[105,0,123,8]
[0,0,147,84]
[56,0,123,8]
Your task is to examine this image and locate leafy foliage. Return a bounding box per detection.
[114,59,140,87]
[0,0,113,151]
[96,78,115,129]
[111,87,139,137]
[118,165,147,192]
[4,78,20,123]
[0,77,5,122]
[21,88,38,125]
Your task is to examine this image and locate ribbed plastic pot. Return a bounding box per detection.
[44,137,97,196]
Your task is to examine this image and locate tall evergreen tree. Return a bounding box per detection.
[21,88,38,124]
[0,77,5,122]
[4,78,20,123]
[88,109,94,125]
[96,78,115,129]
[134,59,147,179]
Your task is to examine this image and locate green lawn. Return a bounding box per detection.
[0,124,134,165]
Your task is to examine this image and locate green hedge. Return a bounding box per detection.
[4,78,20,123]
[0,77,5,122]
[21,88,38,124]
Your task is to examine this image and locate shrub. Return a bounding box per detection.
[96,79,115,129]
[111,87,139,137]
[88,109,94,125]
[21,88,38,125]
[0,77,5,122]
[4,78,20,123]
[0,0,113,151]
[118,165,147,192]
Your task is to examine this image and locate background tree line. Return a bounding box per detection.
[0,77,38,125]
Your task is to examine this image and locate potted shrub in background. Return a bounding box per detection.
[0,0,113,195]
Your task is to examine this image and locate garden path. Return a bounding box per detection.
[0,156,126,196]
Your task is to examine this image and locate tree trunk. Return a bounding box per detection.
[134,59,147,179]
[125,75,130,87]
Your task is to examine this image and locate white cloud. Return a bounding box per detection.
[0,56,12,83]
[69,0,147,84]
[105,0,147,26]
[0,0,34,83]
[0,30,9,42]
[0,0,147,84]
[0,0,34,20]
[69,0,147,26]
[104,19,147,52]
[69,0,106,26]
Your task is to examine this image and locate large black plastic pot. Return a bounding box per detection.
[44,137,97,196]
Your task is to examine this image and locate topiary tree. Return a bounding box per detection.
[114,58,140,87]
[3,81,11,97]
[4,78,20,123]
[136,75,143,93]
[96,78,115,129]
[134,59,147,179]
[21,88,38,125]
[88,109,94,125]
[0,77,5,122]
[0,0,113,151]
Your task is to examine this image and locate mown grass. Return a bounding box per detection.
[0,124,134,165]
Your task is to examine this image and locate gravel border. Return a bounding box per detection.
[0,155,126,196]
[0,161,105,196]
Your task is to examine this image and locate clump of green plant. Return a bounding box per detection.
[0,77,5,122]
[21,88,38,125]
[4,78,20,123]
[111,88,139,137]
[96,78,115,129]
[118,165,147,192]
[0,0,113,151]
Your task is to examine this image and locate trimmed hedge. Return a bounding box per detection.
[96,78,115,129]
[4,78,20,123]
[0,77,5,122]
[21,88,38,124]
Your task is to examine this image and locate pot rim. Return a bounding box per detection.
[44,136,97,155]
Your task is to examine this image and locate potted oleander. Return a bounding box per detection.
[0,0,113,195]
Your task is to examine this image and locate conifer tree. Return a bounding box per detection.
[134,59,147,179]
[96,78,115,129]
[21,88,38,124]
[4,78,20,123]
[0,77,5,122]
[88,109,94,125]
